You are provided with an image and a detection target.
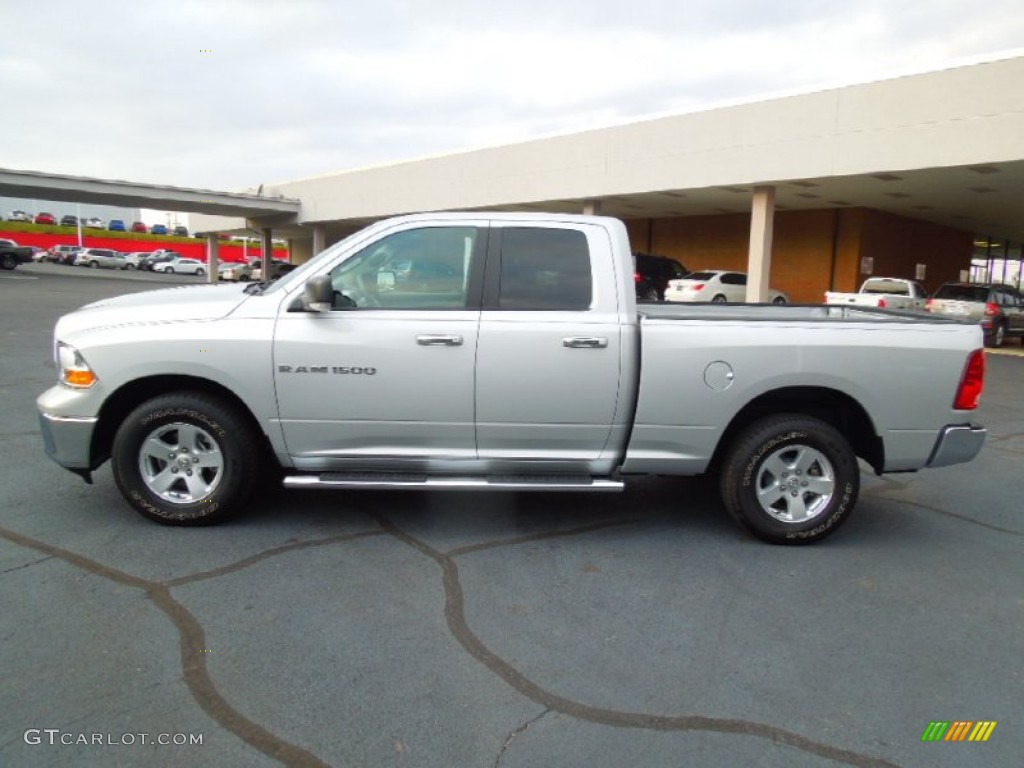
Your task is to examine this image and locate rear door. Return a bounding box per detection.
[273,222,486,470]
[474,222,623,470]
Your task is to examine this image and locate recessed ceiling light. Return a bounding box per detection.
[872,173,903,182]
[791,181,819,188]
[796,193,820,199]
[718,186,747,194]
[967,165,1001,175]
[886,192,912,198]
[968,187,997,194]
[827,200,851,206]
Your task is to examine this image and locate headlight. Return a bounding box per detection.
[57,343,98,388]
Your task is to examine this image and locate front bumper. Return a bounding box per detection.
[38,411,97,471]
[926,424,987,468]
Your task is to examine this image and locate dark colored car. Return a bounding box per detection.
[34,212,56,225]
[634,252,688,301]
[60,215,79,227]
[130,221,148,233]
[926,282,1024,348]
[172,225,189,237]
[138,252,181,271]
[150,224,168,235]
[108,219,127,232]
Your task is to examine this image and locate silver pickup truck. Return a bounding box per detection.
[37,213,987,544]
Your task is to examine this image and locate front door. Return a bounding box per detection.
[273,223,486,471]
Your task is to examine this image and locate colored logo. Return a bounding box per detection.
[921,721,997,742]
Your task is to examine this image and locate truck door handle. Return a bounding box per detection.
[416,334,463,346]
[563,337,608,349]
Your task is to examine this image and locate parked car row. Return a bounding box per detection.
[37,245,278,281]
[5,211,188,236]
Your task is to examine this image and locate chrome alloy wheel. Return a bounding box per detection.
[138,422,224,503]
[755,444,836,523]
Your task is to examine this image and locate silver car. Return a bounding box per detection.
[926,282,1024,348]
[73,248,127,269]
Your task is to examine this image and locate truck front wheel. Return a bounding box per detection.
[111,392,259,525]
[720,414,859,544]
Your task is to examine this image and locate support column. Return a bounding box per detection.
[312,225,327,257]
[746,186,775,302]
[206,234,219,284]
[260,227,274,279]
[582,199,603,216]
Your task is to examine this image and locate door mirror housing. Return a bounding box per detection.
[303,275,334,312]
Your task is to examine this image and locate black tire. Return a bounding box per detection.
[89,261,99,269]
[772,296,787,305]
[111,392,260,525]
[638,286,658,302]
[0,253,15,270]
[719,414,859,545]
[196,268,205,276]
[166,267,175,274]
[711,294,728,304]
[985,322,1006,348]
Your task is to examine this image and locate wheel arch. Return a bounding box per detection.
[710,386,883,474]
[90,374,271,468]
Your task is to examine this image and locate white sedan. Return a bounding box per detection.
[665,270,789,304]
[153,258,207,276]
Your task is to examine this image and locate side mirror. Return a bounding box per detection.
[303,275,334,312]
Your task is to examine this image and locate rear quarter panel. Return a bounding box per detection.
[623,316,983,474]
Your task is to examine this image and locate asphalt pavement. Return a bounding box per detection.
[1,263,1022,767]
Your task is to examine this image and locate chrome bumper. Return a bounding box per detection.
[39,412,97,471]
[926,424,987,468]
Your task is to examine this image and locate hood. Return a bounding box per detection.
[57,283,252,337]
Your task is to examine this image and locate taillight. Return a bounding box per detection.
[877,298,887,308]
[953,349,985,410]
[925,298,934,311]
[984,302,998,317]
[691,283,704,291]
[634,271,641,283]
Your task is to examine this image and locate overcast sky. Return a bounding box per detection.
[3,0,1023,194]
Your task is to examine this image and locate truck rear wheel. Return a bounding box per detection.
[720,414,859,544]
[1,253,16,270]
[111,392,259,525]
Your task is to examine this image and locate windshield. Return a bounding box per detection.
[683,271,716,281]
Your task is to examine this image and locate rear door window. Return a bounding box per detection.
[489,227,592,310]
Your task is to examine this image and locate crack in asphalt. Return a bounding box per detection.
[1,554,53,573]
[165,529,385,587]
[0,524,387,768]
[494,707,550,768]
[368,512,902,768]
[863,493,1024,536]
[447,517,645,557]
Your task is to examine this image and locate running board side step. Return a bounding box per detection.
[283,473,624,492]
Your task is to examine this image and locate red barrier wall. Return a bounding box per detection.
[2,230,288,264]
